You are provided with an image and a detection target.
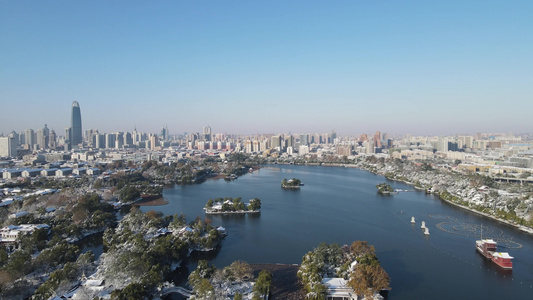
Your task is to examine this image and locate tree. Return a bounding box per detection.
[234,201,246,211]
[119,185,141,203]
[350,241,375,257]
[308,283,327,300]
[248,198,261,211]
[194,278,215,300]
[0,246,8,266]
[234,291,243,300]
[3,250,32,279]
[189,260,215,285]
[0,270,14,291]
[348,264,390,298]
[110,282,149,300]
[228,261,252,281]
[253,269,272,297]
[251,293,262,300]
[376,183,393,194]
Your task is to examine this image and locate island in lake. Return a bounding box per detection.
[376,182,394,195]
[204,197,261,214]
[281,178,303,189]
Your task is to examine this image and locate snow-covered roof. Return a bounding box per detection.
[84,279,104,286]
[322,277,348,289]
[179,226,194,234]
[322,277,356,299]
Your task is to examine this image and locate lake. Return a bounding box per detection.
[141,165,533,299]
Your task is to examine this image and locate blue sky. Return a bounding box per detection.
[1,1,532,136]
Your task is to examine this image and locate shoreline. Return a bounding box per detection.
[291,162,533,235]
[437,196,533,234]
[132,196,169,206]
[249,263,305,300]
[353,165,533,235]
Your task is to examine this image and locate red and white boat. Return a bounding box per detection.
[476,238,497,259]
[475,226,513,270]
[490,252,514,269]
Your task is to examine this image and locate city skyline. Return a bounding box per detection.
[1,1,532,136]
[0,100,528,139]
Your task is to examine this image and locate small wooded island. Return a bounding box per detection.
[376,182,394,195]
[281,178,303,189]
[298,241,390,299]
[204,197,261,214]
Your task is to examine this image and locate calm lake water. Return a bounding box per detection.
[141,165,533,299]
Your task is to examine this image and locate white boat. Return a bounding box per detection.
[424,227,430,235]
[421,221,426,229]
[411,216,415,224]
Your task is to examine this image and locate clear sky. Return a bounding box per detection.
[1,1,532,137]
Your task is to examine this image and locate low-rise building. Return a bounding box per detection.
[9,211,29,219]
[87,168,101,175]
[22,168,44,178]
[0,224,51,250]
[2,169,23,179]
[41,168,59,176]
[55,168,73,178]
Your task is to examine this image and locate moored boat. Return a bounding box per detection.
[476,239,497,259]
[490,252,513,269]
[475,226,513,269]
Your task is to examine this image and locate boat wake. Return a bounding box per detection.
[432,216,523,249]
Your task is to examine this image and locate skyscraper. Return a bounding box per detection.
[25,128,35,148]
[0,137,17,157]
[203,125,212,141]
[36,124,50,149]
[71,101,82,146]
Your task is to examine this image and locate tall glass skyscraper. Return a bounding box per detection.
[71,101,82,146]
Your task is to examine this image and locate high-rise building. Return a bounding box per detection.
[25,128,35,148]
[105,133,116,149]
[125,132,133,146]
[329,130,337,144]
[271,135,281,150]
[49,130,57,149]
[161,126,169,140]
[203,126,212,141]
[94,133,105,149]
[244,140,253,153]
[0,137,17,157]
[18,132,25,146]
[285,135,294,149]
[71,101,83,146]
[300,134,309,146]
[374,131,382,148]
[36,124,50,149]
[85,129,98,144]
[151,134,159,150]
[8,131,19,147]
[116,132,124,149]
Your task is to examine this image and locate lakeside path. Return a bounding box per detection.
[250,264,305,300]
